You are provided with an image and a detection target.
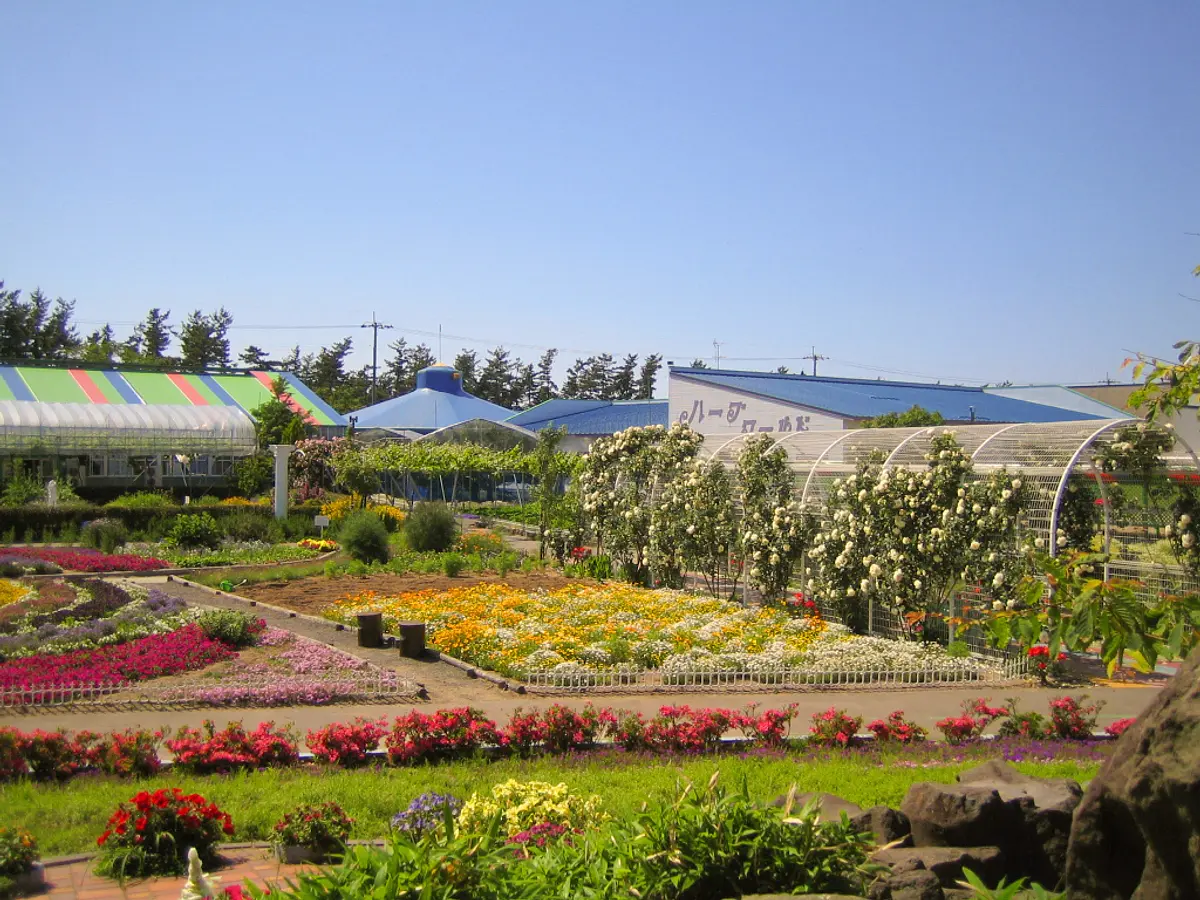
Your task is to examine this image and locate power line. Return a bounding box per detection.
[802,345,828,377]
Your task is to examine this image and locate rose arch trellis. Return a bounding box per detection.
[701,419,1200,639]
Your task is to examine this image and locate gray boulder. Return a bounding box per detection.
[872,846,1004,889]
[1065,645,1200,899]
[851,805,912,847]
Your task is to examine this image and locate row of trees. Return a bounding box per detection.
[0,280,666,414]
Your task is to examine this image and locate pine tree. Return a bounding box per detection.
[534,348,558,405]
[78,325,120,364]
[477,346,516,407]
[179,309,233,369]
[637,354,663,399]
[304,337,354,405]
[239,345,271,368]
[514,362,537,410]
[0,284,80,359]
[122,308,172,364]
[610,353,638,400]
[454,350,480,395]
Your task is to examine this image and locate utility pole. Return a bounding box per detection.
[712,340,724,370]
[803,345,828,377]
[360,313,394,405]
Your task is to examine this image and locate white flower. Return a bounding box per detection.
[992,572,1005,588]
[1035,537,1045,549]
[1181,514,1192,527]
[686,524,695,535]
[1184,533,1196,549]
[913,579,922,590]
[992,600,1003,611]
[972,504,982,514]
[1006,599,1016,610]
[1057,535,1067,548]
[892,569,904,583]
[869,563,882,578]
[970,541,981,551]
[1012,479,1022,489]
[1001,490,1012,500]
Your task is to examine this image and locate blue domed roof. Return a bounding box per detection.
[348,364,513,432]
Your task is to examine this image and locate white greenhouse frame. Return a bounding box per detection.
[701,418,1200,631]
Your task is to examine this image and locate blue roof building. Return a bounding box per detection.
[668,367,1130,439]
[506,399,668,450]
[347,364,513,434]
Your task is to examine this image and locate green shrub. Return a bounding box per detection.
[441,553,466,577]
[340,511,390,565]
[232,453,274,497]
[105,490,174,510]
[403,503,457,552]
[81,518,130,554]
[165,513,222,550]
[220,510,280,543]
[0,473,44,508]
[196,610,263,648]
[946,641,971,659]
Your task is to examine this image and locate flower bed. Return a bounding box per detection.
[0,579,32,610]
[0,583,192,661]
[127,541,322,568]
[0,624,235,703]
[2,547,169,572]
[160,627,412,706]
[324,583,999,687]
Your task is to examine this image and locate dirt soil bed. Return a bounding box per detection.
[237,571,581,617]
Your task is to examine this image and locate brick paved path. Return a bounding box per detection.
[35,848,316,900]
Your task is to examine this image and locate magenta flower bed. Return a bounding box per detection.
[6,547,169,572]
[0,623,235,697]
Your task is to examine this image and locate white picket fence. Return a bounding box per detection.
[523,652,1029,693]
[0,670,420,709]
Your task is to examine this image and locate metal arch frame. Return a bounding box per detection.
[1087,457,1114,581]
[968,423,1025,463]
[707,432,753,465]
[882,426,936,465]
[798,430,860,508]
[1047,419,1136,556]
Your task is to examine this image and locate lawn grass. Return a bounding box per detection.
[2,752,1102,856]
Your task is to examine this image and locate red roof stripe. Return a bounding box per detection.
[167,372,209,405]
[251,370,317,425]
[69,369,109,404]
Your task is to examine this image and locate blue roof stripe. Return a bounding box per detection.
[103,370,143,404]
[198,374,244,413]
[0,368,34,401]
[282,374,348,425]
[671,368,1105,423]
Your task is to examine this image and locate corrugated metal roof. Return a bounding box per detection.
[984,385,1132,420]
[506,399,668,435]
[349,389,513,431]
[671,368,1106,423]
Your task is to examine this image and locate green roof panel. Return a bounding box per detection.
[18,368,88,403]
[122,372,189,405]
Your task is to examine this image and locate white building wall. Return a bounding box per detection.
[669,374,844,437]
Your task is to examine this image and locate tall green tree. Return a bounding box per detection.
[78,325,120,364]
[477,346,517,407]
[383,338,436,397]
[534,348,559,405]
[637,354,663,399]
[861,405,946,428]
[0,283,80,359]
[301,337,354,406]
[178,308,233,368]
[121,308,173,365]
[239,345,270,368]
[453,350,479,394]
[610,353,639,400]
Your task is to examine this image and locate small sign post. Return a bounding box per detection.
[314,514,330,537]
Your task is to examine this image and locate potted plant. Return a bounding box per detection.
[0,826,42,896]
[271,802,353,864]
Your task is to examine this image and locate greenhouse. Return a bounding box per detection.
[703,418,1200,622]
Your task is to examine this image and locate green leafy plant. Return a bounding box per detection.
[81,518,130,554]
[105,490,174,510]
[986,549,1200,676]
[164,513,221,550]
[0,826,38,878]
[957,867,1064,899]
[440,553,465,577]
[340,510,391,564]
[402,502,457,553]
[272,802,354,856]
[196,610,264,648]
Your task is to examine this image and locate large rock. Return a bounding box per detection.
[851,805,912,847]
[867,863,944,900]
[872,846,1004,889]
[900,782,1012,849]
[956,760,1081,886]
[1065,645,1200,899]
[900,762,1081,887]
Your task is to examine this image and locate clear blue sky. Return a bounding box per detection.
[2,1,1197,388]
